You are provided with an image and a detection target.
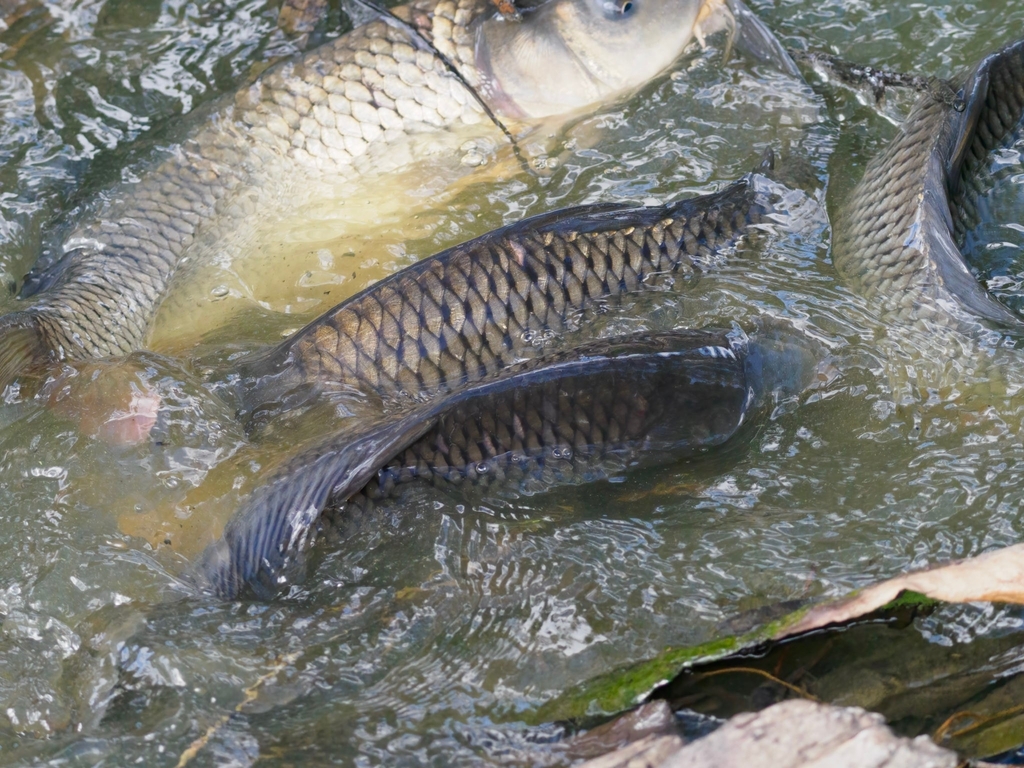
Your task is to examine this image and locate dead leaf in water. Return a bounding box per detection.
[539,543,1024,730]
[779,543,1024,638]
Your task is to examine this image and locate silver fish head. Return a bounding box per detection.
[478,0,704,118]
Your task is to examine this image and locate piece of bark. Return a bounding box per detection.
[661,700,957,768]
[583,701,959,768]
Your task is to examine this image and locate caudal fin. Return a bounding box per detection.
[0,312,51,391]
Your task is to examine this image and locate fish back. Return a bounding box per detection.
[833,37,1024,329]
[198,329,792,600]
[236,177,771,424]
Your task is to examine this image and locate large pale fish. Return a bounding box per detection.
[0,0,797,386]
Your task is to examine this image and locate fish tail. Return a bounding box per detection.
[0,311,52,391]
[192,408,437,600]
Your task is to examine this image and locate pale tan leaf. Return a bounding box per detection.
[780,544,1024,638]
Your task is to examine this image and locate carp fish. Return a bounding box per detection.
[234,165,781,427]
[197,325,819,600]
[832,36,1024,330]
[114,163,793,560]
[0,0,797,387]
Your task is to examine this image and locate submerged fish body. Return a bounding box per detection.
[235,172,777,425]
[832,36,1024,329]
[342,334,748,499]
[196,327,819,600]
[956,125,1024,314]
[0,0,796,387]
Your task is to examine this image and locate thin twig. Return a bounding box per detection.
[933,702,1024,743]
[696,666,820,702]
[175,651,301,767]
[933,710,980,743]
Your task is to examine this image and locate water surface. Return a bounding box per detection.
[0,0,1023,764]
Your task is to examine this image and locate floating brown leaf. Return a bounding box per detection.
[779,543,1024,638]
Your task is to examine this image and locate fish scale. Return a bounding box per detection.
[333,354,675,517]
[0,0,798,388]
[833,37,1024,329]
[0,0,496,384]
[952,66,1024,243]
[200,329,792,599]
[235,176,771,424]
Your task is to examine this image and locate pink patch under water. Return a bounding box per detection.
[94,390,161,446]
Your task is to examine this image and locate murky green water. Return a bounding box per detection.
[0,0,1023,765]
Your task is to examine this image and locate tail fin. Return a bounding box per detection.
[0,311,51,391]
[192,409,437,600]
[755,146,775,175]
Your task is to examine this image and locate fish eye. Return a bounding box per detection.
[599,0,635,18]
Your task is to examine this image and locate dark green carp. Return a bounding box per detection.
[832,36,1024,329]
[235,171,778,425]
[0,0,797,387]
[196,326,819,600]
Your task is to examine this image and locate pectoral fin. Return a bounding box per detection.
[695,0,800,78]
[193,408,438,600]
